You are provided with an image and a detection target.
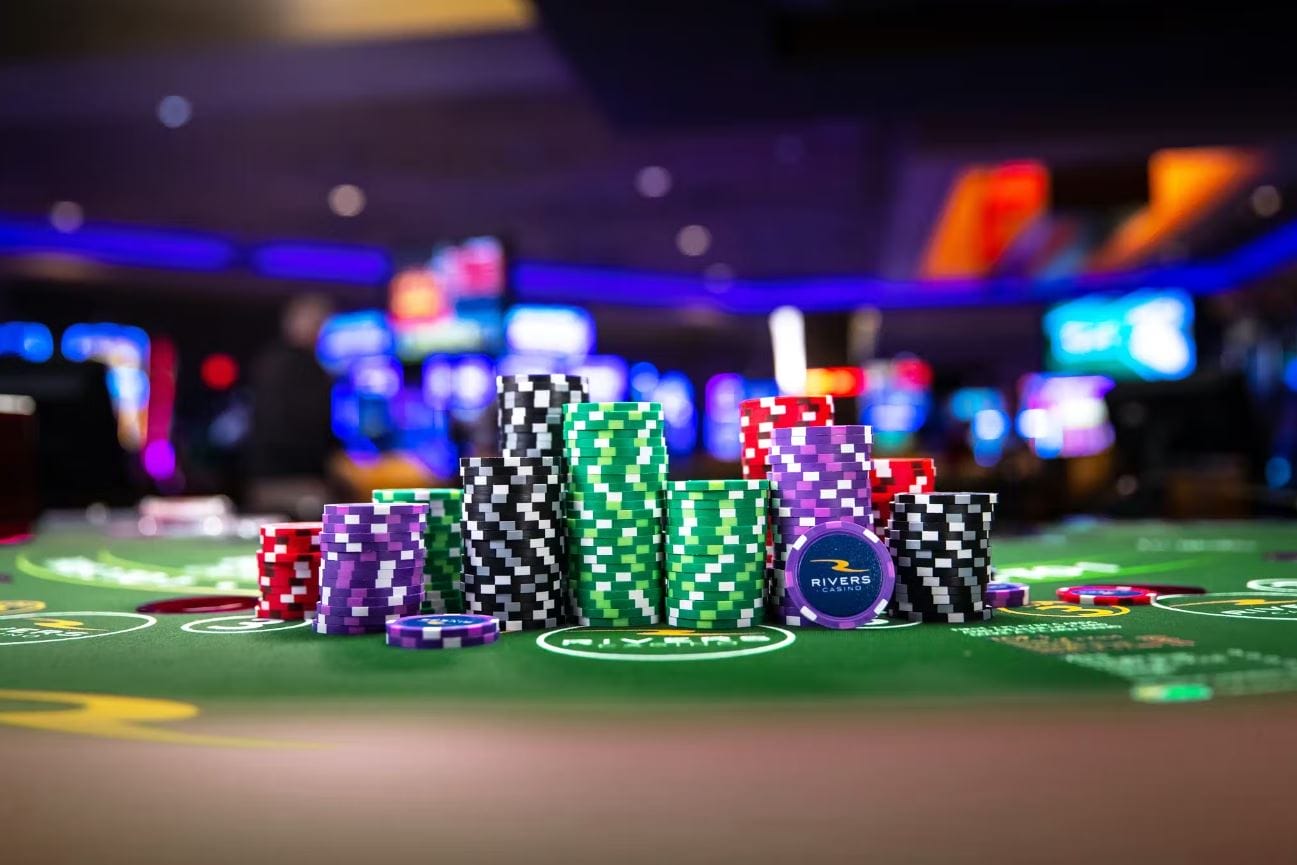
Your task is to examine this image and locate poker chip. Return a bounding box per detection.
[461,448,568,632]
[562,401,669,624]
[738,395,835,481]
[885,491,997,625]
[986,582,1030,608]
[868,457,936,545]
[661,479,767,629]
[763,425,878,626]
[1055,585,1156,606]
[253,522,322,620]
[309,502,429,634]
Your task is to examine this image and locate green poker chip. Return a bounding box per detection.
[574,613,661,628]
[666,603,764,622]
[664,615,760,630]
[665,541,761,558]
[570,534,648,550]
[664,566,764,586]
[567,510,664,527]
[664,479,768,494]
[563,401,663,417]
[575,575,664,596]
[666,511,765,529]
[666,529,764,545]
[567,479,661,496]
[566,428,665,443]
[667,579,764,596]
[573,553,663,570]
[567,525,663,542]
[566,492,663,510]
[575,560,662,578]
[372,487,463,502]
[566,512,662,527]
[665,586,761,603]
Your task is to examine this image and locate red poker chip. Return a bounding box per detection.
[259,521,323,538]
[1055,585,1157,606]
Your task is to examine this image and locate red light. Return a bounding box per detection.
[200,353,239,391]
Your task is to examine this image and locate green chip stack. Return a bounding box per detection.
[663,479,768,629]
[562,402,668,626]
[371,487,464,614]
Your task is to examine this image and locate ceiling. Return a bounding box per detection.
[2,1,1296,291]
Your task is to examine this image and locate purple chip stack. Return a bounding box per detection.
[766,424,874,627]
[314,502,429,635]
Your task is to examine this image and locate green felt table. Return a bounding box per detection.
[3,518,1297,713]
[4,518,1297,865]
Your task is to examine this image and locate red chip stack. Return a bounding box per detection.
[869,458,937,544]
[255,522,322,620]
[738,395,835,480]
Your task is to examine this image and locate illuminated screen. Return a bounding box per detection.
[390,236,506,360]
[1017,373,1115,459]
[1044,289,1196,381]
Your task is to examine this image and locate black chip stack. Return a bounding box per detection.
[459,455,566,632]
[887,492,998,624]
[497,374,589,461]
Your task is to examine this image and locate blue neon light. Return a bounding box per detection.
[0,322,54,362]
[316,310,394,372]
[9,209,1297,310]
[252,242,390,285]
[0,216,234,271]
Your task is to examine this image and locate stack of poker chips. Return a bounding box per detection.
[869,458,937,545]
[385,613,501,651]
[738,395,835,480]
[372,488,464,614]
[255,522,322,620]
[562,402,667,627]
[887,492,997,623]
[663,480,768,630]
[497,374,589,460]
[767,424,875,627]
[460,456,565,631]
[314,502,428,635]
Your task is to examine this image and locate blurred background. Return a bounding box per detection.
[3,0,1296,528]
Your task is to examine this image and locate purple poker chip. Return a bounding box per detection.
[774,505,873,521]
[321,516,425,533]
[317,529,423,543]
[321,548,423,564]
[312,609,408,627]
[310,618,387,635]
[386,613,500,640]
[386,630,501,650]
[319,573,424,591]
[324,501,429,517]
[768,441,871,460]
[783,520,895,630]
[315,598,423,618]
[985,582,1030,607]
[770,424,872,445]
[319,584,423,601]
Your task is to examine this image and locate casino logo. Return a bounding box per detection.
[181,614,309,635]
[0,600,45,615]
[1152,591,1297,621]
[16,551,258,595]
[0,610,156,646]
[536,625,795,661]
[1246,578,1297,594]
[996,600,1131,619]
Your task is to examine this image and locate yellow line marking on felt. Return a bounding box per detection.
[0,690,321,750]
